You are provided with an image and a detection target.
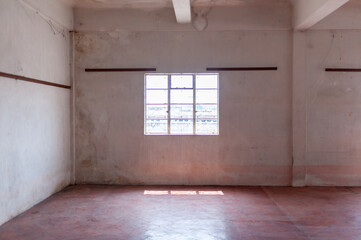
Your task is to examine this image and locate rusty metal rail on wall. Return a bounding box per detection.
[206,67,278,71]
[325,68,361,72]
[85,67,278,72]
[0,71,71,89]
[85,68,156,72]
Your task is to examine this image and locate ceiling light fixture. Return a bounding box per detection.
[192,7,211,31]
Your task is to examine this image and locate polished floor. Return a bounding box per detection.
[1,185,361,240]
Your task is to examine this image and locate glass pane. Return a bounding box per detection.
[171,105,193,119]
[170,90,193,104]
[196,120,218,135]
[196,74,218,89]
[196,105,217,119]
[170,119,193,134]
[146,105,168,119]
[196,90,217,103]
[146,90,168,104]
[146,120,168,134]
[171,75,193,88]
[146,75,168,89]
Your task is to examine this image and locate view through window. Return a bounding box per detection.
[145,73,219,135]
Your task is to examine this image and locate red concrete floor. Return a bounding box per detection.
[1,186,361,240]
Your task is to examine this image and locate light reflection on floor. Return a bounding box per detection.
[144,190,224,195]
[170,191,197,195]
[144,190,169,195]
[199,191,224,195]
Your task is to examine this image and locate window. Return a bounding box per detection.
[145,73,219,135]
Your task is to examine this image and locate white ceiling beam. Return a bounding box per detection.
[172,0,191,23]
[293,0,350,30]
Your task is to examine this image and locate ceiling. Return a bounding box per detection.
[61,0,291,9]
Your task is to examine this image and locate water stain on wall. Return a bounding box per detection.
[75,33,110,61]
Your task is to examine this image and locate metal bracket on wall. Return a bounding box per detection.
[325,68,361,72]
[85,68,156,72]
[0,71,71,89]
[206,67,277,71]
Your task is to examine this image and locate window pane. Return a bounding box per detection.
[171,75,193,88]
[196,120,218,135]
[146,75,168,89]
[146,105,168,119]
[146,120,168,134]
[170,89,193,104]
[196,105,217,119]
[196,74,218,89]
[196,90,217,103]
[170,119,193,134]
[171,105,193,119]
[146,90,168,104]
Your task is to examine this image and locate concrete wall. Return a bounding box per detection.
[303,30,361,185]
[0,0,72,225]
[292,3,361,186]
[74,6,293,185]
[74,3,361,187]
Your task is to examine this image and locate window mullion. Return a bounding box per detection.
[144,76,147,134]
[193,74,196,135]
[167,74,171,135]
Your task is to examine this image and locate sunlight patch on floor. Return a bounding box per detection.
[144,190,224,195]
[199,191,224,195]
[144,190,169,195]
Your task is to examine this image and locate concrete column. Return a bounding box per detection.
[292,31,307,186]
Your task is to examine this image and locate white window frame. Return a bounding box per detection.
[144,73,219,135]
